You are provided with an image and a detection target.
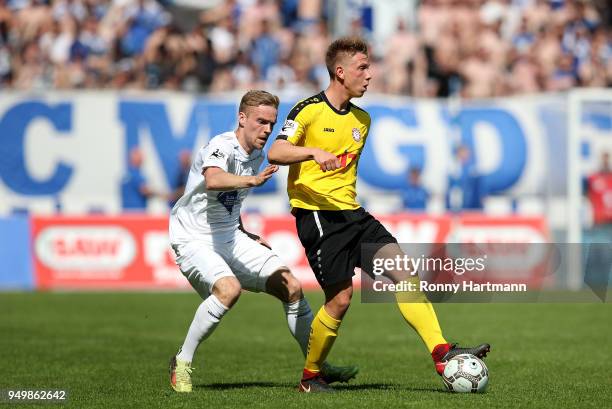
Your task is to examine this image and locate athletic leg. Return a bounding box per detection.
[169,241,240,392]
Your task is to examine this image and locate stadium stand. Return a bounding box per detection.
[0,0,609,95]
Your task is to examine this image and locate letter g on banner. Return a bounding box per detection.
[0,102,73,195]
[457,108,527,193]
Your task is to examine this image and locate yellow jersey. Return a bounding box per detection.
[277,92,370,211]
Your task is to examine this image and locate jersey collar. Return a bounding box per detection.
[231,132,263,161]
[320,91,352,116]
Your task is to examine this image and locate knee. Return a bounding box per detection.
[328,289,353,315]
[284,276,303,303]
[213,276,241,307]
[336,292,353,312]
[265,269,303,303]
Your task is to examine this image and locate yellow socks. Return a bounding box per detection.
[303,291,445,374]
[396,293,447,352]
[304,307,342,373]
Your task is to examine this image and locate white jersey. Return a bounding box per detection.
[169,131,264,243]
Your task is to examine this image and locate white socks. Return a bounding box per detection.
[177,295,313,362]
[283,298,314,357]
[177,294,229,363]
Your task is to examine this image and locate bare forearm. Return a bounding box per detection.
[139,185,157,198]
[204,165,276,191]
[268,141,315,165]
[205,172,256,190]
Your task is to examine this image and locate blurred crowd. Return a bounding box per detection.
[0,0,610,97]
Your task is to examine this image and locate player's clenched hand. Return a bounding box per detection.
[312,149,341,172]
[250,165,278,187]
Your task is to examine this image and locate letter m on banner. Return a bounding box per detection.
[118,99,236,187]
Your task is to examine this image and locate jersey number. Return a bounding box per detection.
[336,152,357,168]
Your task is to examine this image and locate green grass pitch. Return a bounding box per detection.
[1,291,610,409]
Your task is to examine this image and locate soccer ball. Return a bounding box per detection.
[441,354,489,393]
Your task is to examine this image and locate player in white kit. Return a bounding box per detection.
[168,90,358,392]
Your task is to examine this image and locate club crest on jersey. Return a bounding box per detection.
[217,190,238,213]
[352,128,361,142]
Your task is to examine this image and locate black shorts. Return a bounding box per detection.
[293,207,397,288]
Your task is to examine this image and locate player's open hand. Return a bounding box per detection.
[251,165,279,187]
[313,149,341,172]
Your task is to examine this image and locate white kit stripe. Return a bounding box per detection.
[313,211,323,237]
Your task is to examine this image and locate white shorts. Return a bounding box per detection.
[171,231,287,299]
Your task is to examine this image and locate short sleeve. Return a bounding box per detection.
[201,141,232,172]
[278,98,318,145]
[277,116,306,145]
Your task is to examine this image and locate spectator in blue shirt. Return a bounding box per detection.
[401,167,430,211]
[446,145,484,211]
[120,0,169,57]
[121,147,157,211]
[251,19,280,80]
[168,149,192,208]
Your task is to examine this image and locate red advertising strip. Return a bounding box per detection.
[32,214,550,290]
[32,215,190,290]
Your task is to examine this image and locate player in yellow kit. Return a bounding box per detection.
[268,37,490,392]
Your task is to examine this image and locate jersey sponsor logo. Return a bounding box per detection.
[210,148,225,159]
[217,190,239,213]
[352,128,361,142]
[280,119,298,137]
[323,128,335,132]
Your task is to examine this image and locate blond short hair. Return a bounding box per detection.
[239,90,280,114]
